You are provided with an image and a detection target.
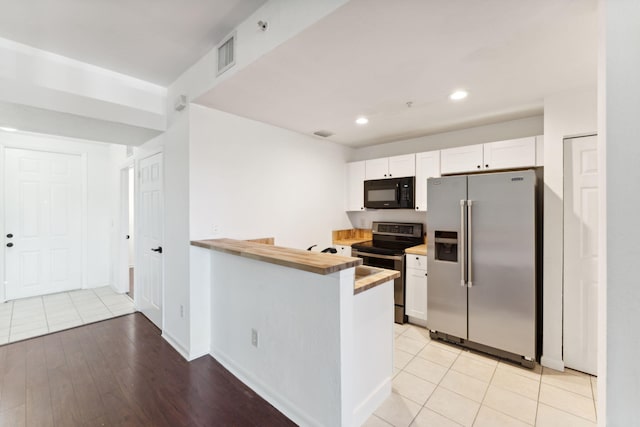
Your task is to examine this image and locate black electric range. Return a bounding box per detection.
[351,222,424,323]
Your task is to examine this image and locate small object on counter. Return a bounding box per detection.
[307,245,338,254]
[321,247,337,254]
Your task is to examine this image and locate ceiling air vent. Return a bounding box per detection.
[217,32,236,76]
[313,130,334,138]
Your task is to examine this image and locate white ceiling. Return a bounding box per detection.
[0,0,598,147]
[0,0,266,85]
[195,0,598,147]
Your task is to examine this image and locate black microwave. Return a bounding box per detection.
[364,177,415,209]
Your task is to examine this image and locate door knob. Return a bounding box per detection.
[126,235,130,240]
[151,246,163,254]
[6,243,13,248]
[6,233,13,238]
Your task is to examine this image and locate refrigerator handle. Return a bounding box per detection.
[460,199,466,287]
[467,200,473,287]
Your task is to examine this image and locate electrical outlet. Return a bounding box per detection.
[251,329,258,347]
[180,305,184,318]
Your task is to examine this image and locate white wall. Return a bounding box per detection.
[541,86,597,370]
[156,0,351,358]
[603,0,640,423]
[0,130,121,291]
[189,104,353,249]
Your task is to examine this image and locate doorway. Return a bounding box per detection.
[563,134,599,375]
[4,148,84,300]
[119,165,135,299]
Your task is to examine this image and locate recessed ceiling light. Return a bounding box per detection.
[355,117,369,125]
[449,90,468,101]
[0,127,17,132]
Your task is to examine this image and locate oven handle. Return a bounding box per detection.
[352,250,405,262]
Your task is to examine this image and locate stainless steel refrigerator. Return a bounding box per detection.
[426,170,538,367]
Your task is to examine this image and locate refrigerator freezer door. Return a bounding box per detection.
[426,175,468,339]
[467,170,536,358]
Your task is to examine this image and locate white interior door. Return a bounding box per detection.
[4,148,82,300]
[138,153,163,328]
[563,135,599,375]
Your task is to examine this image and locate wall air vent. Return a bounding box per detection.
[313,130,334,138]
[217,32,236,76]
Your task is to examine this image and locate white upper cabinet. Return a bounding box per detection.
[440,144,484,175]
[388,154,416,178]
[440,137,539,175]
[346,161,366,211]
[365,154,415,179]
[364,158,389,180]
[414,151,441,211]
[483,137,536,171]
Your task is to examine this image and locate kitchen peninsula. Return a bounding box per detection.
[190,238,399,427]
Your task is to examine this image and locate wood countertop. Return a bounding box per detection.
[354,266,400,295]
[191,238,399,294]
[332,228,372,246]
[405,244,427,256]
[191,238,362,275]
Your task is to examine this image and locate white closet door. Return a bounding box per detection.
[563,135,599,375]
[4,148,82,300]
[138,153,164,328]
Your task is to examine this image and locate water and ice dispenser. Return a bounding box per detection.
[434,231,458,262]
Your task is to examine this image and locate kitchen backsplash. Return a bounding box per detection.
[347,210,427,233]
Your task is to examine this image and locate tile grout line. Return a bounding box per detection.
[41,296,51,335]
[411,334,466,427]
[7,300,14,342]
[67,291,88,326]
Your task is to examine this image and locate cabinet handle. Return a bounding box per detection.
[361,207,364,210]
[416,257,419,260]
[425,273,428,277]
[415,206,419,210]
[6,233,13,238]
[389,174,392,177]
[485,164,489,168]
[477,165,481,169]
[384,174,387,177]
[6,243,13,248]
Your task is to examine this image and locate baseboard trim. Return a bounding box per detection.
[352,377,391,427]
[162,332,190,361]
[541,355,565,371]
[211,349,321,427]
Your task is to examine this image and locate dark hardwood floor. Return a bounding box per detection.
[0,313,296,426]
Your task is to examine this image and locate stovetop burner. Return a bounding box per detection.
[351,221,424,255]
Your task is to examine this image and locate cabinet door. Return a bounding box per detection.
[365,158,389,180]
[440,144,484,174]
[483,137,536,171]
[335,245,352,256]
[405,267,428,321]
[415,151,440,211]
[388,154,415,178]
[346,161,365,211]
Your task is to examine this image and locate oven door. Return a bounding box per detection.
[352,250,406,323]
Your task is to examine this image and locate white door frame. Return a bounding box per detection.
[0,143,89,302]
[117,160,135,295]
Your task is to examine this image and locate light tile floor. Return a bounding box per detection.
[365,323,597,427]
[0,286,135,344]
